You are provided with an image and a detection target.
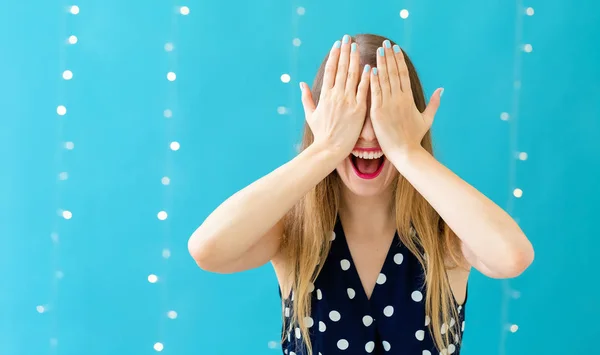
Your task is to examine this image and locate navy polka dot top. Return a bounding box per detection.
[280,217,467,355]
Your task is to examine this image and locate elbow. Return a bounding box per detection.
[187,229,219,272]
[501,240,535,278]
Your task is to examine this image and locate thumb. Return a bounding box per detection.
[300,82,316,117]
[422,87,443,126]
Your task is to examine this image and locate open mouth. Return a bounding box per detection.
[350,150,385,180]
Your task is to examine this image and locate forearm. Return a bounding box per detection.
[388,146,533,275]
[190,141,343,262]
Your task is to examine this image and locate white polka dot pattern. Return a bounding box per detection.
[280,227,466,355]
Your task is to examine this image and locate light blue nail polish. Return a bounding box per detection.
[373,68,378,75]
[378,47,384,56]
[364,64,371,73]
[384,40,391,48]
[393,45,401,53]
[351,43,357,52]
[334,40,341,48]
[342,35,350,44]
[440,88,445,97]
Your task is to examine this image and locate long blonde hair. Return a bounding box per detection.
[281,34,464,353]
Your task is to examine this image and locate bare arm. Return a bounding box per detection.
[388,146,534,279]
[187,141,343,273]
[188,35,371,274]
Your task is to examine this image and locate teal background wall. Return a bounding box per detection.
[1,0,598,354]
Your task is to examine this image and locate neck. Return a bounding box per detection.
[338,186,396,240]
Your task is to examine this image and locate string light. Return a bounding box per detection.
[179,6,190,15]
[399,9,409,19]
[62,70,73,80]
[45,5,80,352]
[152,5,181,352]
[500,2,530,354]
[56,105,67,116]
[280,73,291,83]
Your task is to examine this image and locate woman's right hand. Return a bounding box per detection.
[300,35,371,158]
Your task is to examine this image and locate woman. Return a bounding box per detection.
[187,34,534,355]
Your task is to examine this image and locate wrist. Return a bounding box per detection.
[303,139,347,170]
[387,144,429,171]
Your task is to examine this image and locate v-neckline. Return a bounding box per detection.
[335,219,399,303]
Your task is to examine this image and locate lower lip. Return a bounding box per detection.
[350,157,386,180]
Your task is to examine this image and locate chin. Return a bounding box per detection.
[335,155,398,198]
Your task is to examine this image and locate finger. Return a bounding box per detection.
[320,40,342,94]
[355,64,371,104]
[384,40,401,94]
[334,34,352,91]
[393,44,411,95]
[370,67,382,109]
[376,46,390,96]
[345,42,361,96]
[300,82,316,116]
[422,88,444,126]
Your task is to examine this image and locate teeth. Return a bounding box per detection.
[351,150,384,159]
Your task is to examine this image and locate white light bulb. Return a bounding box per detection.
[297,7,305,15]
[64,141,74,150]
[62,210,72,219]
[162,249,171,258]
[154,342,164,351]
[510,324,519,332]
[167,72,177,81]
[157,211,168,220]
[62,70,73,80]
[69,5,80,15]
[164,42,174,52]
[68,35,78,44]
[525,7,534,16]
[58,172,69,180]
[292,38,301,47]
[163,109,172,118]
[500,112,510,121]
[523,44,533,53]
[399,9,409,19]
[268,341,278,349]
[161,177,170,185]
[277,106,287,114]
[36,305,46,313]
[281,74,291,83]
[167,310,178,319]
[148,274,158,283]
[179,6,190,15]
[170,141,180,151]
[518,152,528,160]
[57,105,67,116]
[513,188,523,198]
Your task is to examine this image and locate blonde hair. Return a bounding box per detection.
[280,34,465,354]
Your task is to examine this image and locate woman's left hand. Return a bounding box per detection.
[369,40,443,157]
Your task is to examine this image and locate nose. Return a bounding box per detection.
[358,118,377,144]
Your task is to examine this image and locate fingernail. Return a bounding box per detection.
[364,64,371,73]
[383,40,391,48]
[378,47,384,56]
[299,82,304,91]
[373,67,378,75]
[333,40,341,49]
[440,88,445,97]
[342,35,350,44]
[351,43,357,52]
[393,45,401,53]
